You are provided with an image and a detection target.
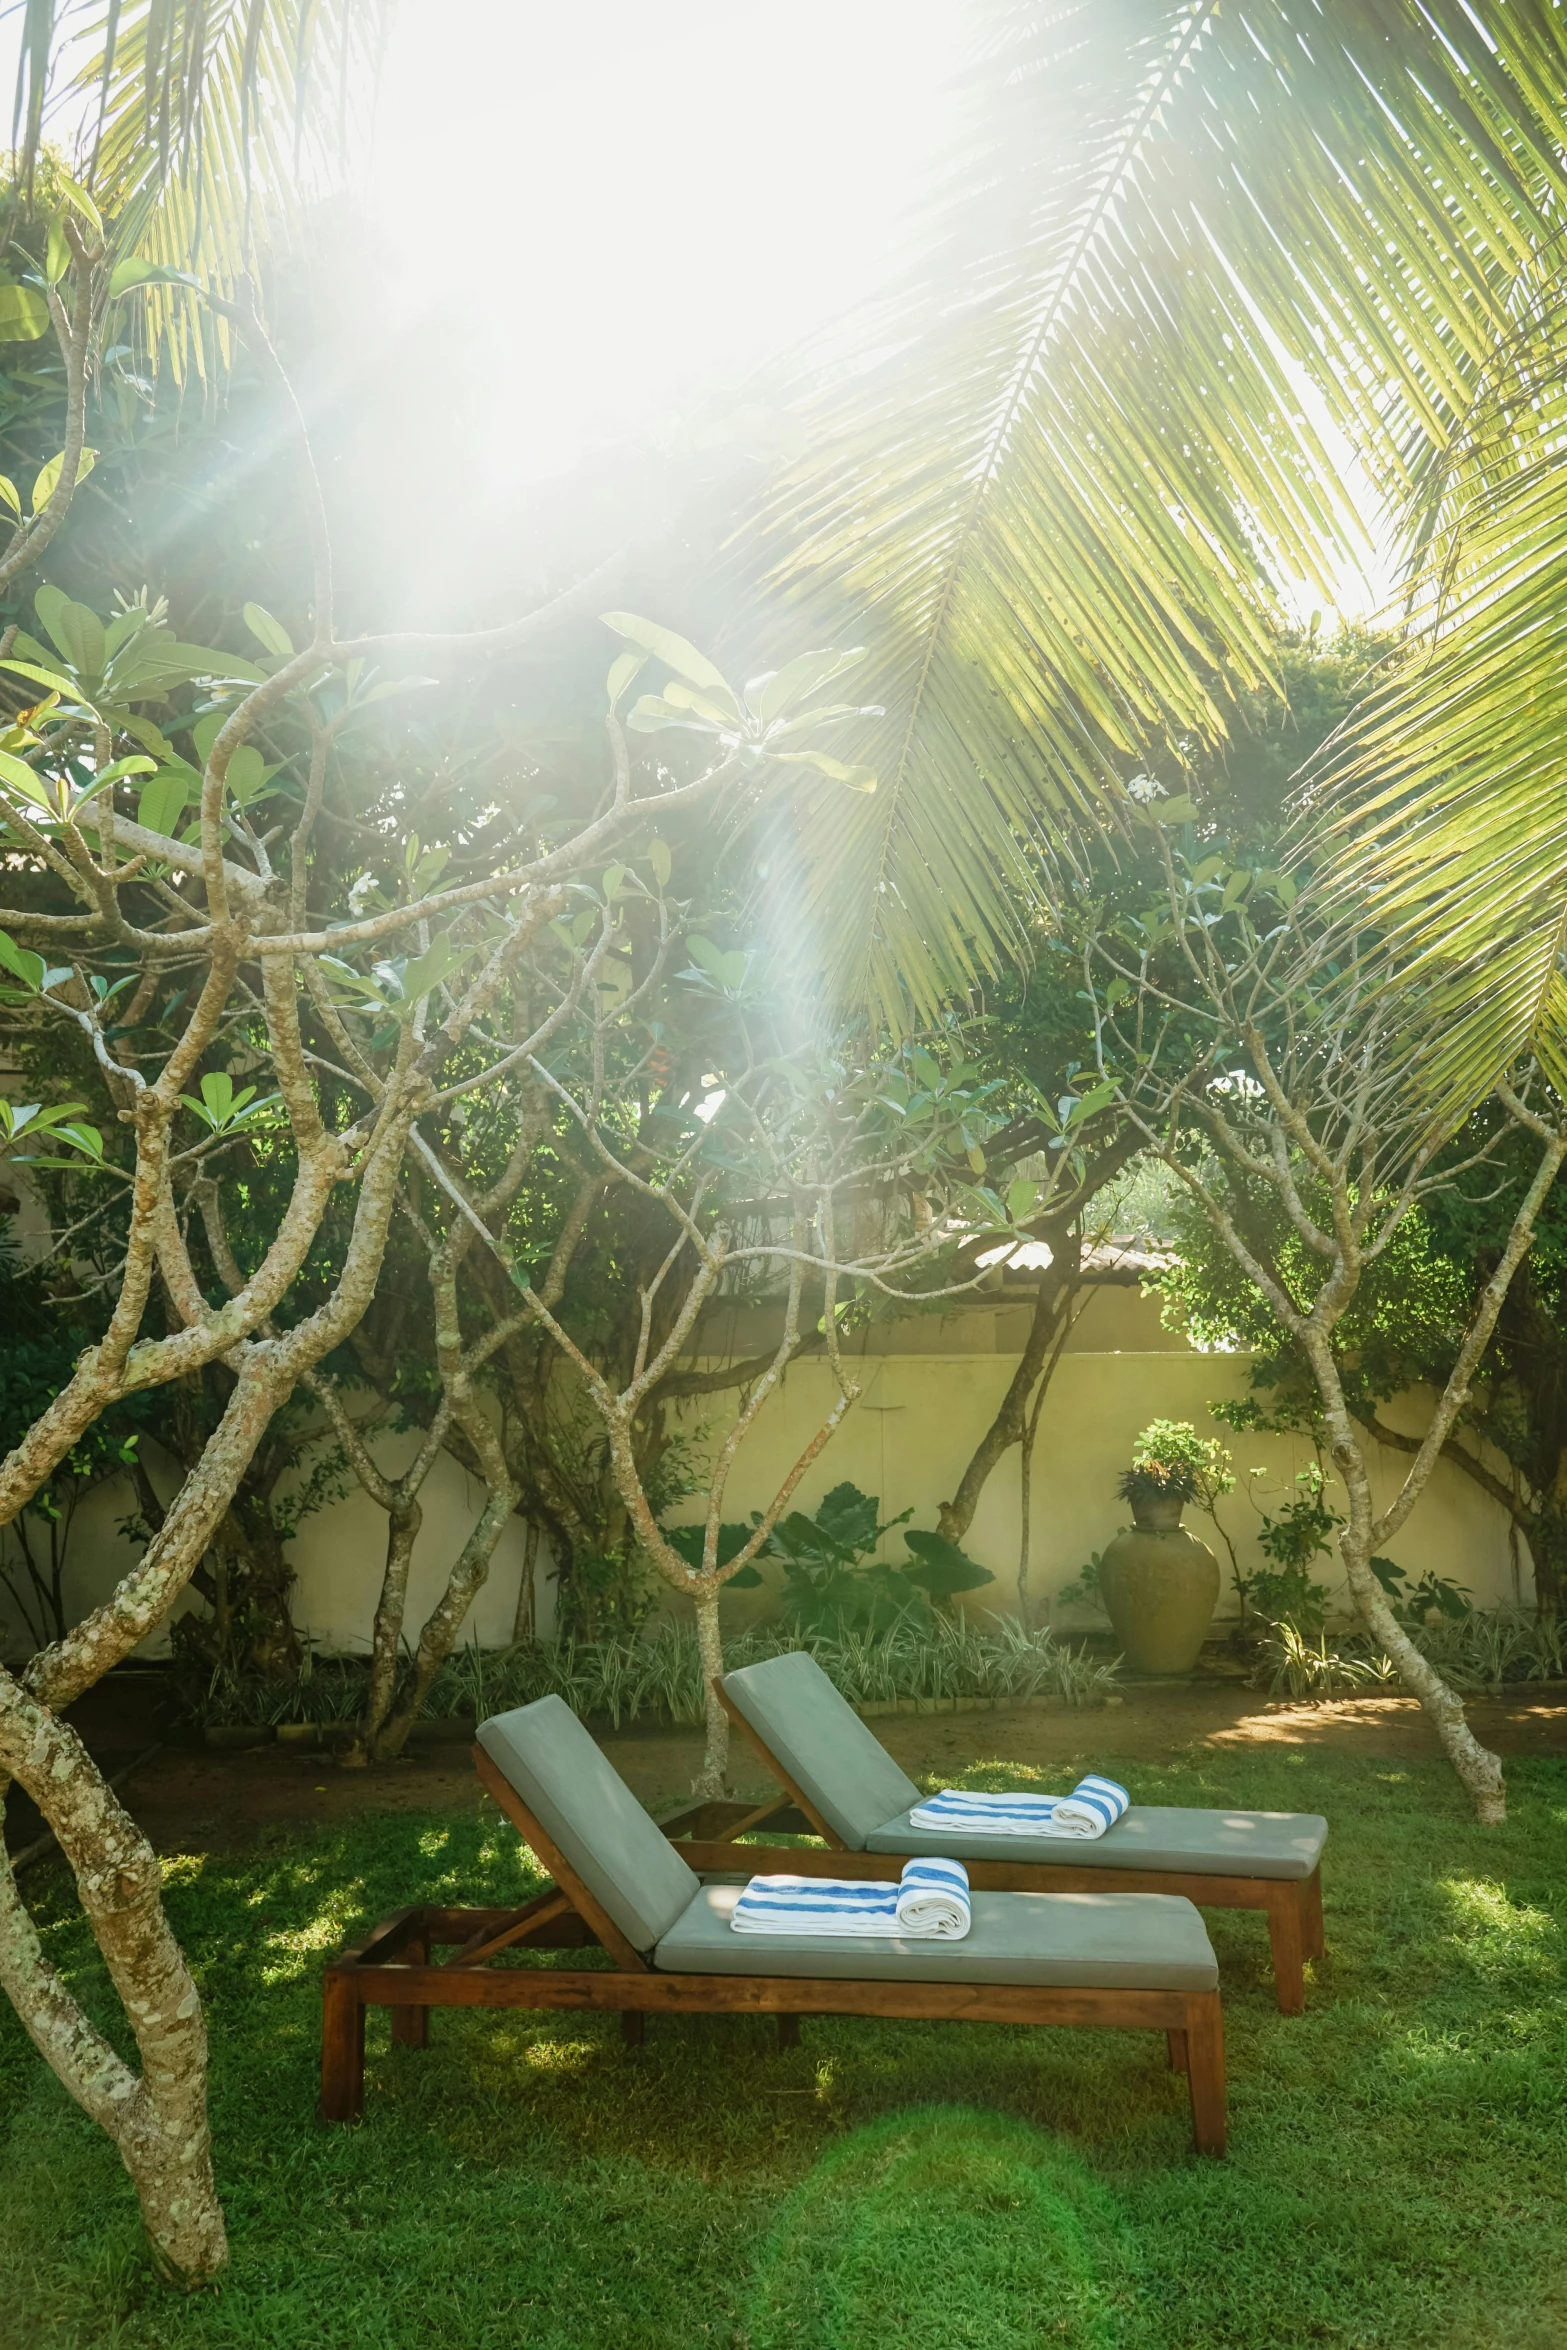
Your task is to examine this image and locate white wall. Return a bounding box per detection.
[0,1284,1530,1660]
[674,1346,1525,1630]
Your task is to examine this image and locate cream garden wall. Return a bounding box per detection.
[0,1282,1530,1661]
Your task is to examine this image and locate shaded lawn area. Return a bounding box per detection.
[2,1745,1565,2350]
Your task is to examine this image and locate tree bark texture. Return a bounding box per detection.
[937,1245,1078,1544]
[0,1678,225,2285]
[692,1585,729,1799]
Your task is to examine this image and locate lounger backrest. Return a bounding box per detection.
[722,1651,921,1850]
[477,1696,698,1954]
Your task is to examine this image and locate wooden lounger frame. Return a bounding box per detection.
[318,1744,1227,2156]
[655,1683,1324,2017]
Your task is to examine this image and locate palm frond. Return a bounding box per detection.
[22,1,390,378]
[736,1,1567,1023]
[1310,263,1567,1111]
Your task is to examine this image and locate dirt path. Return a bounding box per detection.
[65,1680,1567,1858]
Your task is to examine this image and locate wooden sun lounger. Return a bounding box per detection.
[651,1660,1327,2016]
[319,1698,1228,2154]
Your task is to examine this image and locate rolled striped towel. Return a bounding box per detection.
[730,1854,971,1939]
[907,1775,1131,1841]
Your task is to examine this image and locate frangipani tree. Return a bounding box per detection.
[515,997,1031,1795]
[0,223,887,2283]
[1082,805,1567,1822]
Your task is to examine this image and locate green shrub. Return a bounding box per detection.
[1258,1606,1566,1699]
[177,1611,1118,1731]
[677,1481,995,1638]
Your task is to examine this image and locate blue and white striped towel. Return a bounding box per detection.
[907,1776,1131,1841]
[730,1855,971,1939]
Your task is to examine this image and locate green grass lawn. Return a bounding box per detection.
[3,1744,1566,2350]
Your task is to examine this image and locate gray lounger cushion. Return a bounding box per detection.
[863,1804,1327,1881]
[478,1696,698,1954]
[655,1885,1219,1990]
[722,1651,920,1849]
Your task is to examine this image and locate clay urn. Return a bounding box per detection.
[1098,1492,1220,1674]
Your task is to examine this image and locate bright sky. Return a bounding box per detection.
[365,1,969,485]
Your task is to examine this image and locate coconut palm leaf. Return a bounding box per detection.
[738,2,1567,1025]
[16,2,389,377]
[1310,243,1567,1112]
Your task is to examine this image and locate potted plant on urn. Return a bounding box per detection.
[1099,1420,1233,1673]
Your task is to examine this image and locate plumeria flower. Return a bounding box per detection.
[1125,773,1167,804]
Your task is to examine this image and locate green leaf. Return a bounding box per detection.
[107,256,197,296]
[45,216,70,286]
[658,679,743,728]
[600,613,740,716]
[0,749,57,814]
[647,837,672,888]
[87,755,156,791]
[756,646,868,727]
[31,447,96,516]
[771,749,878,792]
[0,656,93,709]
[243,602,294,659]
[165,644,268,687]
[119,714,174,760]
[138,764,201,840]
[605,650,647,707]
[0,477,18,520]
[1006,1178,1039,1224]
[0,282,48,340]
[35,587,106,682]
[400,932,477,1005]
[179,1071,280,1133]
[0,930,44,990]
[48,1120,103,1161]
[1148,794,1200,826]
[624,693,717,735]
[224,744,279,808]
[56,177,103,238]
[902,1527,995,1596]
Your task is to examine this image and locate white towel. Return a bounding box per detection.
[730,1854,971,1939]
[907,1775,1131,1842]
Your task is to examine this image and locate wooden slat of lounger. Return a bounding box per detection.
[342,1959,1201,2032]
[659,1797,813,1841]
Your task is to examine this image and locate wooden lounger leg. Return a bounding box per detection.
[1184,1994,1226,2157]
[1166,2028,1188,2072]
[1303,1866,1326,1961]
[777,2012,801,2052]
[621,2008,646,2047]
[1265,1883,1307,2015]
[320,1968,365,2122]
[390,1929,429,2049]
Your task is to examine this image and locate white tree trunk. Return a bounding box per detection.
[692,1585,730,1798]
[1317,1381,1508,1821]
[0,1684,226,2285]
